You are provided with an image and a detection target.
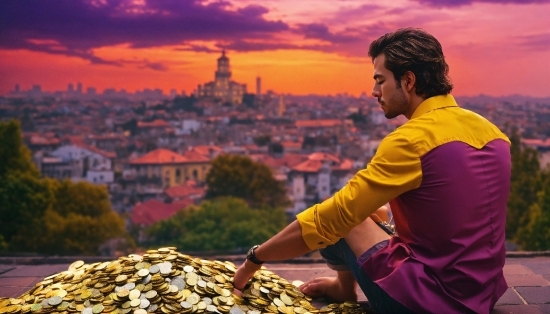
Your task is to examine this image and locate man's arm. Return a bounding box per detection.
[233,220,310,290]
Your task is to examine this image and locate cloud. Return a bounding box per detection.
[414,0,550,7]
[296,23,361,44]
[0,0,288,64]
[217,40,307,52]
[132,60,169,71]
[515,32,550,50]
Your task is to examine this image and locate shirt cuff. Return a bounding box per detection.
[296,207,334,250]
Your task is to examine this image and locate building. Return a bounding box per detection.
[287,152,355,214]
[40,144,116,184]
[196,50,247,105]
[129,148,211,190]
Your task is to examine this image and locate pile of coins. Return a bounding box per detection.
[0,248,368,314]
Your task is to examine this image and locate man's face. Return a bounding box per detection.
[371,54,409,119]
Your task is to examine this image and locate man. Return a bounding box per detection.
[234,28,510,313]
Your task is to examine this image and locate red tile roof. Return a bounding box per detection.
[292,152,353,173]
[292,159,324,173]
[131,199,193,226]
[280,141,302,149]
[130,149,187,164]
[137,119,170,128]
[88,134,124,141]
[308,152,340,163]
[130,149,210,165]
[181,150,211,163]
[522,138,550,148]
[295,120,343,128]
[164,184,205,199]
[190,145,223,157]
[62,135,86,146]
[29,135,60,146]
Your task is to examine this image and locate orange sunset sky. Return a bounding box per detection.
[1,0,549,97]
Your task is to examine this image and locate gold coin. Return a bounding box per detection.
[69,260,85,271]
[130,298,141,308]
[0,249,368,314]
[92,304,104,313]
[128,289,141,300]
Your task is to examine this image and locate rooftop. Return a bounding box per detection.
[1,253,549,313]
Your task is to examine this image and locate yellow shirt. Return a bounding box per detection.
[296,94,510,250]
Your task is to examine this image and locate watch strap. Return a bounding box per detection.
[247,245,264,265]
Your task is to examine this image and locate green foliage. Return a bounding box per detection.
[146,197,286,252]
[515,173,550,251]
[0,173,52,252]
[0,120,128,255]
[205,154,290,208]
[41,180,127,255]
[0,119,39,178]
[0,235,8,251]
[506,128,543,239]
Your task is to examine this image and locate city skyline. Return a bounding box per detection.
[1,0,550,98]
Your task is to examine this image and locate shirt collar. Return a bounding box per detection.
[410,94,458,120]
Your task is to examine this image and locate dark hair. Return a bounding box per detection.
[368,28,453,98]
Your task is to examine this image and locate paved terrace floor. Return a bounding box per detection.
[0,254,549,313]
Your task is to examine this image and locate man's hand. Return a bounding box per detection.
[233,259,262,294]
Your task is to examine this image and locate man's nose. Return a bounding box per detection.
[372,88,380,98]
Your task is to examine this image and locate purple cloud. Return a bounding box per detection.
[415,0,550,6]
[516,33,550,50]
[296,23,362,44]
[217,40,308,52]
[0,0,288,64]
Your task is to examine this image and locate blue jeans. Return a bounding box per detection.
[319,238,414,314]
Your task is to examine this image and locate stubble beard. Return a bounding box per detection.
[383,87,408,119]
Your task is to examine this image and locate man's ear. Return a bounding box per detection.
[402,71,416,93]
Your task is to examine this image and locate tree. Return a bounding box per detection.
[0,119,39,178]
[0,174,52,252]
[205,154,290,208]
[41,180,127,255]
[515,174,550,250]
[506,128,542,239]
[0,120,128,255]
[146,197,286,252]
[268,142,284,154]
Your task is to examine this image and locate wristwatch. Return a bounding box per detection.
[246,245,264,265]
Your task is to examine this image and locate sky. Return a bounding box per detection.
[1,0,549,97]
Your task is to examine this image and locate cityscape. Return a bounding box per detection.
[2,50,550,226]
[1,0,550,311]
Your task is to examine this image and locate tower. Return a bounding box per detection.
[256,76,261,98]
[215,50,231,93]
[197,50,246,104]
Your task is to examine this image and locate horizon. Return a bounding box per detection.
[1,0,550,98]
